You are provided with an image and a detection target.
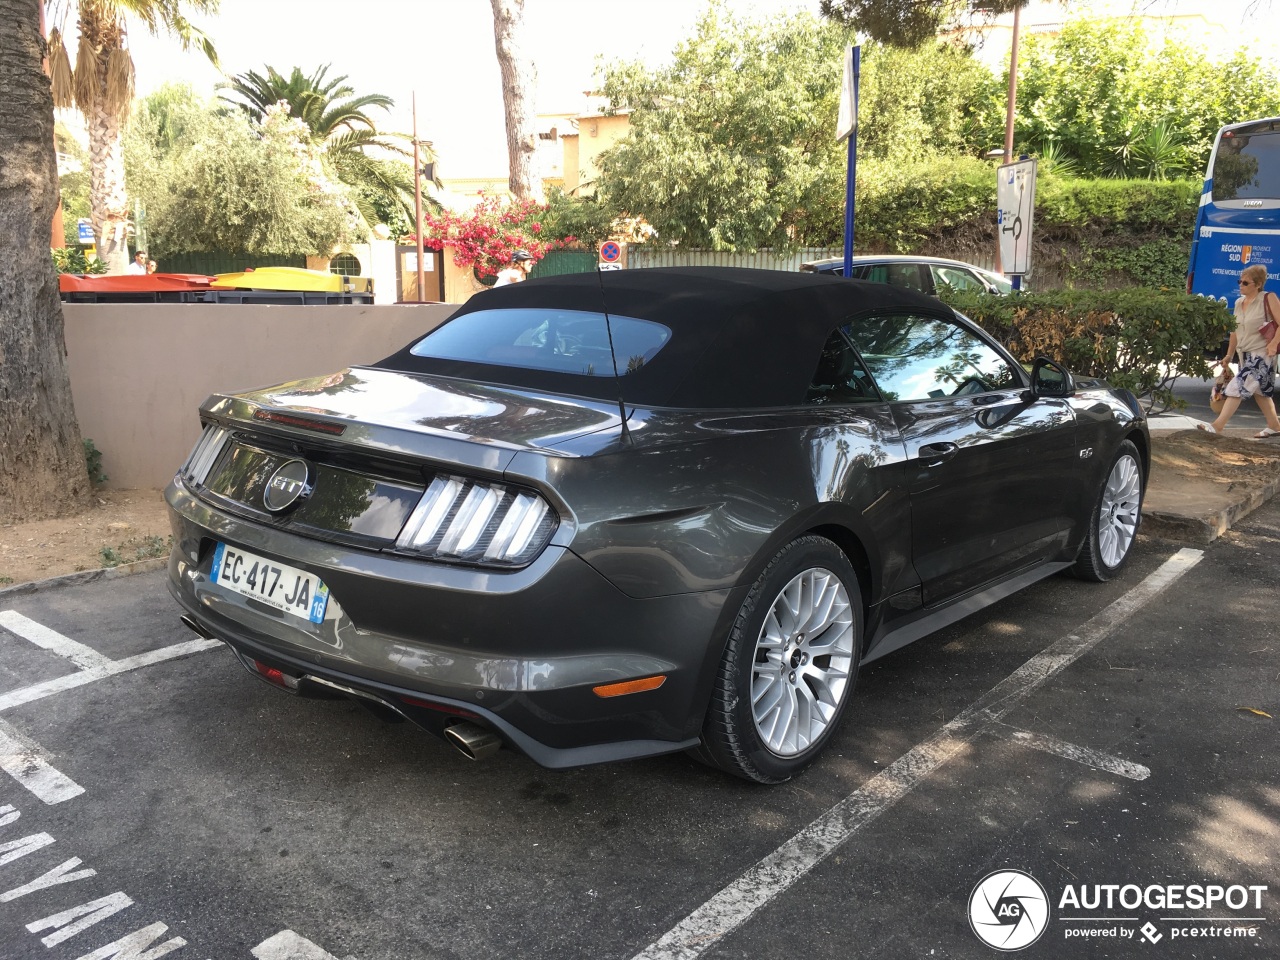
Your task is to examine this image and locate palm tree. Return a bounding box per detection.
[219,65,390,139]
[45,0,218,273]
[1,0,92,520]
[219,64,437,230]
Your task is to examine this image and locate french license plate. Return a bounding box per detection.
[210,542,330,624]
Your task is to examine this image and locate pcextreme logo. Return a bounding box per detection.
[969,871,1268,950]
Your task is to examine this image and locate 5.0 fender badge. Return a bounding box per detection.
[263,459,313,513]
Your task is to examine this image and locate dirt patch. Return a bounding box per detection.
[0,489,171,587]
[0,432,1277,590]
[1147,430,1280,516]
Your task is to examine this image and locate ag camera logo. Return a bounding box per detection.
[969,870,1050,951]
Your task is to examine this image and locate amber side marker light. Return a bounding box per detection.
[593,675,667,698]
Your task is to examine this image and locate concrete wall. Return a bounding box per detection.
[63,302,458,491]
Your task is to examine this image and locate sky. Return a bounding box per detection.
[105,0,1275,179]
[116,0,812,177]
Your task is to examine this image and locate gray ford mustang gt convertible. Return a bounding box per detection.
[167,267,1147,783]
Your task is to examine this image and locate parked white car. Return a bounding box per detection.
[800,255,1015,296]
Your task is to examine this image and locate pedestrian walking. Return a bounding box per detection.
[125,250,148,275]
[1199,263,1280,437]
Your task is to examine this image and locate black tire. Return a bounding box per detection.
[695,536,863,784]
[1073,439,1144,582]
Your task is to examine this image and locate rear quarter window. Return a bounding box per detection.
[409,308,671,377]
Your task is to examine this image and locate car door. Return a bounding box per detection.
[842,311,1080,606]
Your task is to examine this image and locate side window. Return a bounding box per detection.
[930,265,984,293]
[855,264,887,283]
[805,330,880,405]
[886,263,928,293]
[841,313,1020,402]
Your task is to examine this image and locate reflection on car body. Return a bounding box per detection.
[168,267,1145,783]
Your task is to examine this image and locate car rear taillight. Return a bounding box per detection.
[394,474,557,567]
[181,423,231,485]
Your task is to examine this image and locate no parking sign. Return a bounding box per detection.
[598,240,625,270]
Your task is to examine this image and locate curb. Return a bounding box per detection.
[0,557,168,601]
[1142,474,1280,545]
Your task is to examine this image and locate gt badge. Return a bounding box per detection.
[263,459,313,513]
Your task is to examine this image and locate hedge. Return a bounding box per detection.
[852,157,1200,288]
[938,287,1232,412]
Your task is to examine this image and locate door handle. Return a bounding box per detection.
[918,442,958,466]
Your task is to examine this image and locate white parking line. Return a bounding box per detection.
[631,548,1203,960]
[0,638,222,714]
[994,723,1151,781]
[0,611,112,671]
[0,720,84,805]
[252,929,349,960]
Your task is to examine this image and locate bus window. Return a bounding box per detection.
[1212,128,1280,201]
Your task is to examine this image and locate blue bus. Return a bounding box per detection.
[1187,117,1280,301]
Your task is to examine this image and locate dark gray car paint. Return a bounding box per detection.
[167,321,1147,769]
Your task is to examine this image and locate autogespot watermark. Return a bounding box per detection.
[969,871,1051,950]
[969,871,1268,950]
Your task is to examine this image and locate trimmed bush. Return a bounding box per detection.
[939,287,1232,412]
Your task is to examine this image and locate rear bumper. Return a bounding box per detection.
[166,478,733,768]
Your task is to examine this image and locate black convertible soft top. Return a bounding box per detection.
[376,267,952,409]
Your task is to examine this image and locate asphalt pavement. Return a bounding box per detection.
[0,412,1278,959]
[1165,374,1274,434]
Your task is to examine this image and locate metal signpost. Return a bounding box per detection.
[835,44,860,278]
[997,157,1037,288]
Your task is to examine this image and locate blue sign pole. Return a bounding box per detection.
[842,46,860,278]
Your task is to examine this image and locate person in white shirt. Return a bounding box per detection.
[1200,263,1280,437]
[125,250,148,275]
[492,250,534,287]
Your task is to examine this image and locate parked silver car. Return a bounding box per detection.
[801,255,1015,296]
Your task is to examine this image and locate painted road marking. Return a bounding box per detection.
[0,611,112,671]
[993,723,1151,781]
[0,720,84,805]
[631,547,1203,960]
[0,638,221,714]
[252,929,349,960]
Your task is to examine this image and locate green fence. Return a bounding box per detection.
[530,249,599,278]
[155,252,308,276]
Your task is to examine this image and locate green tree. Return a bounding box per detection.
[129,96,354,258]
[46,0,218,272]
[1,0,92,522]
[219,64,426,230]
[55,121,91,246]
[819,0,1026,47]
[595,3,991,250]
[996,19,1280,178]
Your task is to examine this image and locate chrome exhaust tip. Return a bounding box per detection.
[443,721,502,761]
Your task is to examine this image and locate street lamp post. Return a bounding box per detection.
[412,93,426,303]
[1003,3,1021,166]
[995,4,1023,276]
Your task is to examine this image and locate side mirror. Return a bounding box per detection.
[1027,356,1075,399]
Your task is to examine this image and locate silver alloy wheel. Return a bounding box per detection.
[1098,453,1141,568]
[751,566,855,757]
